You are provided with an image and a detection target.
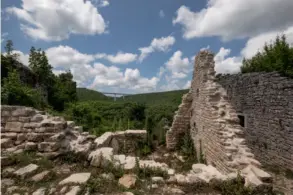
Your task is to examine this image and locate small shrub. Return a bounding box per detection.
[137,166,168,179]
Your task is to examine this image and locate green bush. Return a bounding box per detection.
[1,68,46,109]
[241,35,293,78]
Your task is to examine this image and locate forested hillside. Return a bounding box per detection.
[77,88,112,101]
[118,89,189,105]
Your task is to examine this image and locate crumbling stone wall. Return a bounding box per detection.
[166,92,192,150]
[216,72,293,171]
[1,105,146,163]
[167,51,292,189]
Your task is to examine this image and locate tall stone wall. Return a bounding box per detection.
[216,72,293,171]
[166,50,293,192]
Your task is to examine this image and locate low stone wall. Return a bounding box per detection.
[1,105,146,164]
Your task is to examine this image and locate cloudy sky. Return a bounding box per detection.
[2,0,293,94]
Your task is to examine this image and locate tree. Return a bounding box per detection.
[5,40,14,56]
[241,34,293,77]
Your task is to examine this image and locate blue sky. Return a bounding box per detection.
[1,0,293,93]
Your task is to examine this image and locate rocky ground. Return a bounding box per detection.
[1,145,280,195]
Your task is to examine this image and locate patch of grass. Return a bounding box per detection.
[138,166,168,179]
[37,157,54,169]
[57,151,87,164]
[7,151,37,166]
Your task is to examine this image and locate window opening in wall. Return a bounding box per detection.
[237,114,246,127]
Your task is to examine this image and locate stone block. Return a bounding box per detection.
[5,122,23,132]
[38,142,60,152]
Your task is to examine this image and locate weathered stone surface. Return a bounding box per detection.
[118,174,137,189]
[32,187,46,195]
[88,147,113,167]
[5,122,23,132]
[59,172,91,185]
[94,132,113,147]
[30,170,50,182]
[31,114,44,122]
[151,176,164,183]
[101,173,115,180]
[1,178,15,187]
[38,142,59,152]
[192,164,207,173]
[65,186,81,195]
[1,138,14,148]
[14,164,39,178]
[24,142,38,151]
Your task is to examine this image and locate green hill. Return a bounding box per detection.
[118,89,189,105]
[77,88,112,101]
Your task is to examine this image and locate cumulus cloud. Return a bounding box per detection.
[94,0,110,7]
[214,47,242,74]
[165,50,190,79]
[138,36,175,62]
[6,0,107,41]
[90,64,159,91]
[46,46,95,68]
[183,80,191,89]
[159,10,165,18]
[173,0,293,40]
[241,26,293,58]
[95,52,137,64]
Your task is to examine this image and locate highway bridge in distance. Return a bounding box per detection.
[100,92,133,101]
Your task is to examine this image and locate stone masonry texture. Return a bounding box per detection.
[166,50,293,192]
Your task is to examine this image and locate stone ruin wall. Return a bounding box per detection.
[166,51,293,190]
[1,105,147,165]
[216,72,293,170]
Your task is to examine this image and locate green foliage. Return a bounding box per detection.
[77,88,112,101]
[119,89,188,105]
[1,40,77,111]
[241,35,293,77]
[1,68,46,109]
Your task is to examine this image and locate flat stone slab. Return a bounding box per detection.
[65,186,81,195]
[59,173,91,185]
[30,170,50,182]
[32,187,46,195]
[14,164,39,178]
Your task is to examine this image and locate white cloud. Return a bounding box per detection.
[159,10,165,18]
[90,64,159,92]
[165,50,190,79]
[46,46,95,68]
[6,0,107,41]
[173,1,293,40]
[183,80,191,89]
[1,32,8,43]
[95,52,137,64]
[241,26,293,58]
[94,0,110,7]
[214,47,242,74]
[200,45,210,51]
[138,36,175,62]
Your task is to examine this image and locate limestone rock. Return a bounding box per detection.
[32,187,46,195]
[139,160,169,171]
[5,122,23,132]
[14,164,39,178]
[1,138,14,148]
[118,174,137,189]
[25,142,37,151]
[88,147,113,167]
[94,132,113,147]
[38,142,59,152]
[101,173,115,180]
[192,163,207,173]
[1,156,15,166]
[59,172,91,185]
[1,179,15,187]
[166,187,185,194]
[60,186,68,193]
[65,186,81,195]
[31,114,44,122]
[151,176,164,183]
[30,170,50,182]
